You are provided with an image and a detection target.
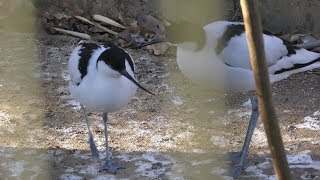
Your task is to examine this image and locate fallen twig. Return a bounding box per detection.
[296,39,320,49]
[93,22,118,35]
[93,14,127,29]
[232,8,240,21]
[74,15,118,35]
[74,16,94,25]
[53,27,91,39]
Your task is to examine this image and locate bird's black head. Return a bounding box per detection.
[98,45,131,73]
[97,45,154,95]
[133,21,206,51]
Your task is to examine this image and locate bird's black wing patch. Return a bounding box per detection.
[215,24,276,55]
[274,39,318,74]
[215,24,245,55]
[274,57,319,74]
[78,42,99,79]
[97,45,134,72]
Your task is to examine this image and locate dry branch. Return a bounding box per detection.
[297,39,320,49]
[93,14,127,29]
[74,16,94,25]
[53,27,91,39]
[74,15,118,35]
[93,22,118,35]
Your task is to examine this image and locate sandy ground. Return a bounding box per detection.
[0,33,320,179]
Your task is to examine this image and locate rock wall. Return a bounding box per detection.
[26,0,320,33]
[259,0,320,33]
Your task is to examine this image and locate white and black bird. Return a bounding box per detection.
[134,20,320,176]
[68,41,154,173]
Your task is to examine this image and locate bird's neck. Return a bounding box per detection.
[176,42,201,52]
[177,29,207,52]
[96,61,121,78]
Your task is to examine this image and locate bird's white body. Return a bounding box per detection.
[67,42,150,172]
[148,20,320,176]
[68,44,137,112]
[176,21,320,92]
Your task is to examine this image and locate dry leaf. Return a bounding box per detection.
[147,43,170,56]
[118,29,132,42]
[125,18,137,28]
[161,19,171,27]
[118,14,137,28]
[58,0,85,16]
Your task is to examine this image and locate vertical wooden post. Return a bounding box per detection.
[239,0,291,179]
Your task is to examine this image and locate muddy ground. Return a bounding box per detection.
[0,33,319,179]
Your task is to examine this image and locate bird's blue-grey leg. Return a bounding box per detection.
[101,113,124,173]
[81,104,99,158]
[228,90,259,176]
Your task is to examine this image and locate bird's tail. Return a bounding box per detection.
[269,49,320,82]
[273,57,320,75]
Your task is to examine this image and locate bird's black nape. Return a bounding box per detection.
[78,42,100,79]
[97,45,154,95]
[97,45,134,73]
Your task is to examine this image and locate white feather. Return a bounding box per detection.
[68,44,138,112]
[176,21,320,92]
